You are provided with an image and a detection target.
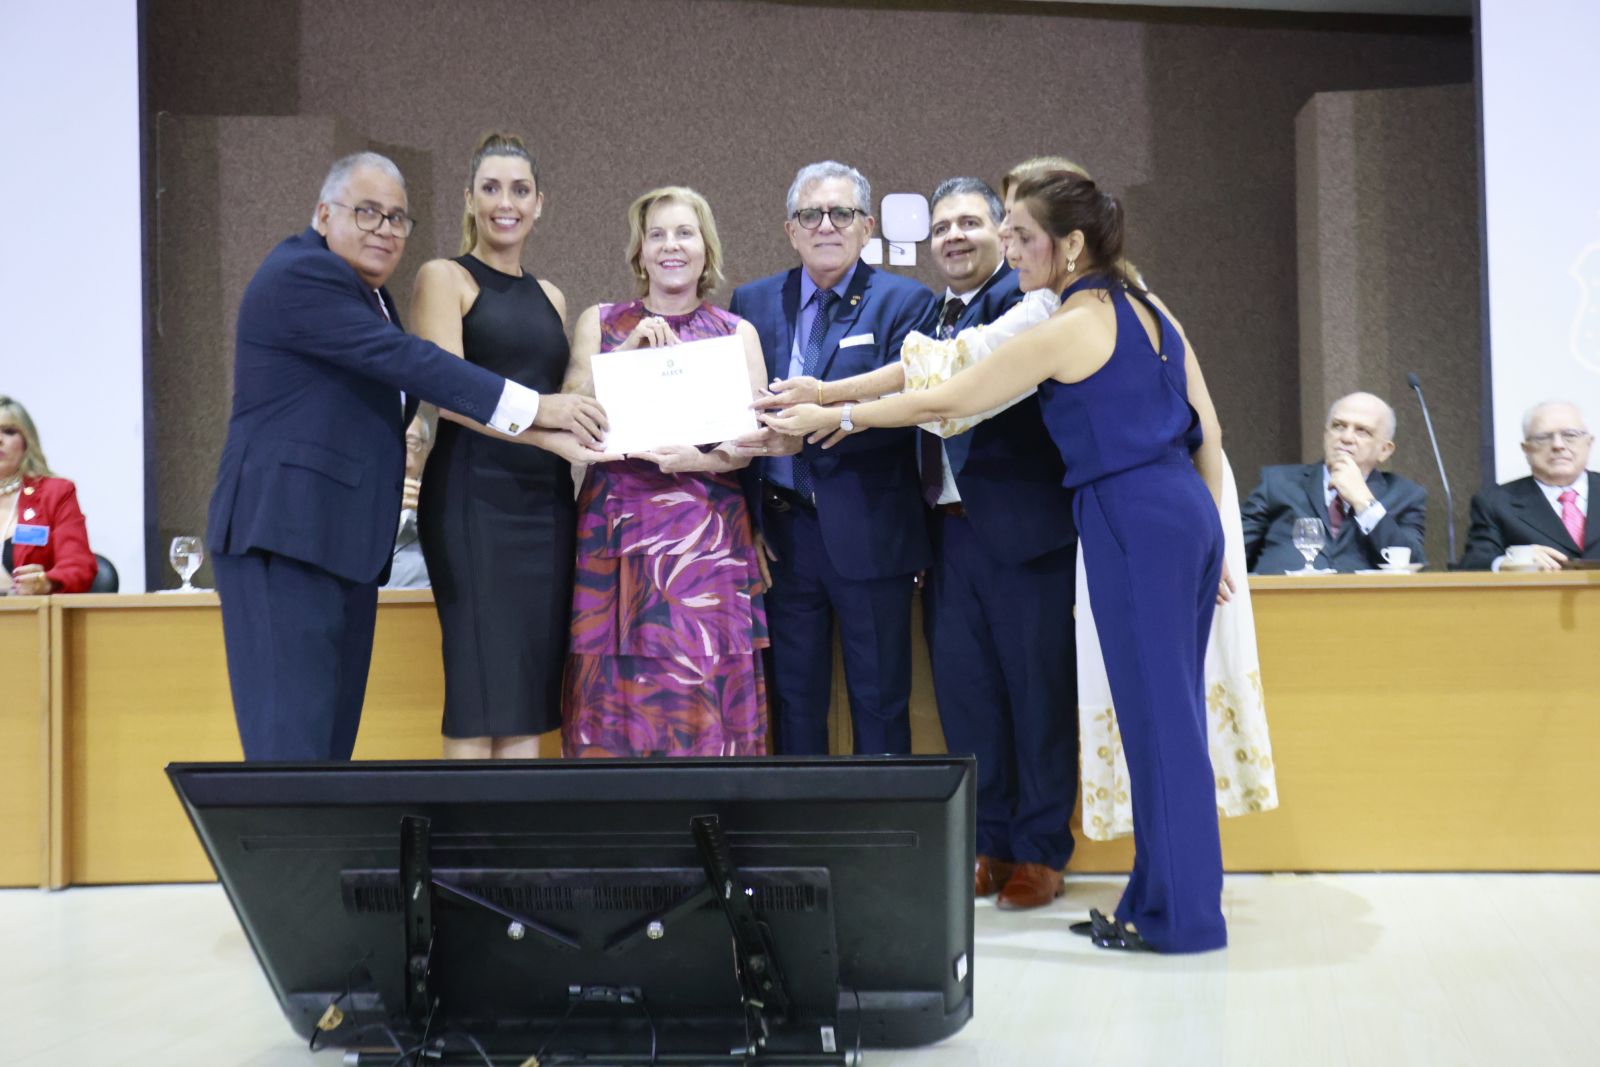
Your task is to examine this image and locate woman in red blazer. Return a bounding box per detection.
[1,396,97,595]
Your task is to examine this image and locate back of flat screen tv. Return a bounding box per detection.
[168,756,975,1063]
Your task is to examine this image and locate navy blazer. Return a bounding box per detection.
[922,266,1077,564]
[207,229,509,585]
[1241,462,1427,574]
[730,262,934,580]
[1459,472,1600,569]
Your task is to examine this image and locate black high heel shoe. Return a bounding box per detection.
[1070,908,1156,952]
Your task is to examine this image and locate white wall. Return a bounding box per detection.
[1480,0,1600,481]
[0,1,146,590]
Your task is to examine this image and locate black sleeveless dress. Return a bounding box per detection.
[419,255,576,738]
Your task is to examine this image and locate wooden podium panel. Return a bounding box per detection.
[0,599,50,887]
[24,572,1600,885]
[48,592,562,886]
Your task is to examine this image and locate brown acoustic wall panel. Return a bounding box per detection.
[1296,84,1481,568]
[145,0,1473,568]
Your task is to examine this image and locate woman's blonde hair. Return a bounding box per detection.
[459,131,540,256]
[1000,156,1090,200]
[625,186,726,300]
[0,395,54,479]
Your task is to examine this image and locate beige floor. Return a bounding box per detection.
[2,874,1595,1066]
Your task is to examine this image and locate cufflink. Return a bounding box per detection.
[509,423,521,433]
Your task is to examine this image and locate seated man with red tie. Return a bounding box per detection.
[1241,391,1427,573]
[1459,401,1597,570]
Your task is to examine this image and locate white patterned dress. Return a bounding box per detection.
[900,291,1279,840]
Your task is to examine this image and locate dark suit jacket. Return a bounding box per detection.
[1459,472,1600,569]
[1242,462,1427,574]
[922,266,1076,564]
[7,476,98,593]
[730,262,934,580]
[207,228,509,585]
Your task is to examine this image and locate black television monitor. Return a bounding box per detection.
[168,756,975,1066]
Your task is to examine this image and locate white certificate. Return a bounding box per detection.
[591,334,758,453]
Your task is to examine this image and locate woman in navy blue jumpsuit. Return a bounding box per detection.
[762,170,1231,953]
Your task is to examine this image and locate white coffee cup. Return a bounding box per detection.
[1505,544,1537,564]
[1380,546,1412,568]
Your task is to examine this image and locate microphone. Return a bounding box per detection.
[1406,372,1456,564]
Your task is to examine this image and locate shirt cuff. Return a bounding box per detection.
[1490,555,1504,573]
[486,380,541,435]
[1353,499,1387,535]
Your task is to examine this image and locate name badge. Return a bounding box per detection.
[839,333,875,349]
[14,523,49,547]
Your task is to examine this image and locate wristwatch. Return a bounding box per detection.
[839,403,855,433]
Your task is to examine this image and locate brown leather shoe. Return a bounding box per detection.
[974,854,1016,898]
[995,862,1065,910]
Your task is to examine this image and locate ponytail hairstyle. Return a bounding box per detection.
[1003,158,1145,288]
[1011,170,1144,293]
[459,132,540,256]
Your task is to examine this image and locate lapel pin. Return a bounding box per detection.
[849,295,860,307]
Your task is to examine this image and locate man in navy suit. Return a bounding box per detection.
[917,178,1079,909]
[728,161,932,755]
[207,152,606,761]
[1242,391,1427,573]
[1460,401,1597,570]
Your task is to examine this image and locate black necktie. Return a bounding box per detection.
[793,289,840,501]
[938,296,963,340]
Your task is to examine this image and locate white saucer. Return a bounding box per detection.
[1284,567,1337,576]
[1355,564,1423,575]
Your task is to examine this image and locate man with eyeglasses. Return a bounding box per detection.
[1241,391,1428,573]
[207,152,608,761]
[728,160,933,755]
[906,177,1082,908]
[1461,401,1597,570]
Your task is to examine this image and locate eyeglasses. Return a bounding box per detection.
[1525,429,1592,448]
[330,201,416,238]
[792,206,865,230]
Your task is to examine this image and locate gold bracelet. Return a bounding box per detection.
[816,380,824,405]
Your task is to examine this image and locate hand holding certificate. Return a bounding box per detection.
[590,334,759,454]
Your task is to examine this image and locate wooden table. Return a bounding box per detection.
[0,597,50,887]
[10,572,1599,887]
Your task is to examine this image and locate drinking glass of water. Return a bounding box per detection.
[1290,518,1325,575]
[169,536,204,592]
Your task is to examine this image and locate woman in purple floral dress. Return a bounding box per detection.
[560,187,777,756]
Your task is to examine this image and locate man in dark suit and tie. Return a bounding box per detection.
[1242,391,1427,573]
[207,152,605,761]
[917,178,1080,909]
[1460,401,1597,570]
[728,161,933,755]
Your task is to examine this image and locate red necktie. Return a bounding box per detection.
[1327,494,1345,537]
[1559,489,1585,547]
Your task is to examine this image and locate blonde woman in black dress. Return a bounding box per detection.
[411,132,615,758]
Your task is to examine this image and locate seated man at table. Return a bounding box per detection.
[1242,391,1427,573]
[1460,400,1597,570]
